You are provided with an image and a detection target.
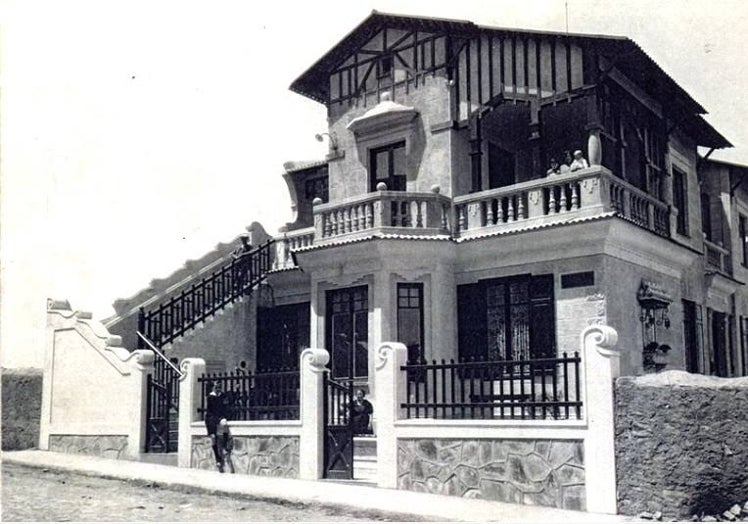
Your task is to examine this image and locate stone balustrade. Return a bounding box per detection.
[274,167,671,251]
[313,190,452,242]
[453,166,670,239]
[272,227,315,271]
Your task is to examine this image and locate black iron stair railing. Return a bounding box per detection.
[137,239,274,349]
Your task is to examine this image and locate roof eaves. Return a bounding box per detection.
[283,159,328,174]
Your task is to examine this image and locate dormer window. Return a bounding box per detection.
[377,55,393,79]
[370,141,406,191]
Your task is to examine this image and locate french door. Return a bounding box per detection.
[326,286,369,379]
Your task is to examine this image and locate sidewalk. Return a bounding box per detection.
[2,450,637,522]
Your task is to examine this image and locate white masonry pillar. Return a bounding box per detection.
[299,348,329,480]
[374,341,408,489]
[580,325,620,514]
[178,358,205,468]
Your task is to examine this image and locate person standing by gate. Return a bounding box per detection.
[205,381,230,472]
[349,389,373,435]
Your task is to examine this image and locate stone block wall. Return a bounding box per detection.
[191,435,299,478]
[397,438,585,511]
[48,435,129,459]
[615,371,748,519]
[1,368,43,450]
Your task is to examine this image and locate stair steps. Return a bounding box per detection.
[354,436,377,482]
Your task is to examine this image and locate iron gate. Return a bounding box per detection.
[145,357,180,452]
[323,375,354,479]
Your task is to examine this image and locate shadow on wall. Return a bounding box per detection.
[2,368,43,450]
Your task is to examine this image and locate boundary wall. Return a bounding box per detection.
[41,299,153,460]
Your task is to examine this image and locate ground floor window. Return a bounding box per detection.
[457,274,555,361]
[326,285,369,379]
[257,302,310,371]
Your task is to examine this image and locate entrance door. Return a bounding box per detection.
[327,286,369,380]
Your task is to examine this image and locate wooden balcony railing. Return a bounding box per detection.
[313,190,452,242]
[453,166,670,239]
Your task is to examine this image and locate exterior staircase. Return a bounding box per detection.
[135,240,275,454]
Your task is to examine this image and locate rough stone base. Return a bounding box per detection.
[191,435,299,478]
[615,372,748,519]
[48,435,129,459]
[2,368,43,450]
[397,438,585,511]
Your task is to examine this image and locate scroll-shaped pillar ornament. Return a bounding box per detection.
[299,348,329,480]
[373,342,408,488]
[580,325,620,514]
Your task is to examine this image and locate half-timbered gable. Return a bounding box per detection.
[291,11,729,207]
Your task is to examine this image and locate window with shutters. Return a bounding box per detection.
[457,274,555,361]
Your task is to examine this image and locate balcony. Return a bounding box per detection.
[313,190,452,244]
[272,166,671,265]
[453,166,670,239]
[704,238,732,276]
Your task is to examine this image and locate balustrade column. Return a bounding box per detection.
[527,188,544,219]
[314,208,325,239]
[647,202,656,231]
[374,199,388,229]
[466,200,483,229]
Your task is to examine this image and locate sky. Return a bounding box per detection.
[2,0,747,368]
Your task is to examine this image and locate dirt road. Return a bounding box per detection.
[2,463,432,521]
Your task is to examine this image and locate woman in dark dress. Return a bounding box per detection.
[350,389,373,435]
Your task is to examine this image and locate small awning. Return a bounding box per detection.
[346,93,419,136]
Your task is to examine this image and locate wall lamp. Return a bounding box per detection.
[637,280,672,338]
[315,132,339,152]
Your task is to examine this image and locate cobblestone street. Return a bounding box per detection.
[2,463,431,521]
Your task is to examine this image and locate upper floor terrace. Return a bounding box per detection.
[273,11,735,275]
[272,163,673,270]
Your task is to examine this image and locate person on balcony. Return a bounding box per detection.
[205,381,230,472]
[546,158,562,176]
[569,150,589,172]
[232,233,253,294]
[349,389,373,435]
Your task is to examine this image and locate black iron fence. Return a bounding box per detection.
[198,367,300,421]
[401,353,582,420]
[138,239,274,349]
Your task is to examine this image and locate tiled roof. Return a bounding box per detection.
[283,160,328,174]
[291,214,618,252]
[289,11,730,149]
[293,233,453,252]
[454,213,618,243]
